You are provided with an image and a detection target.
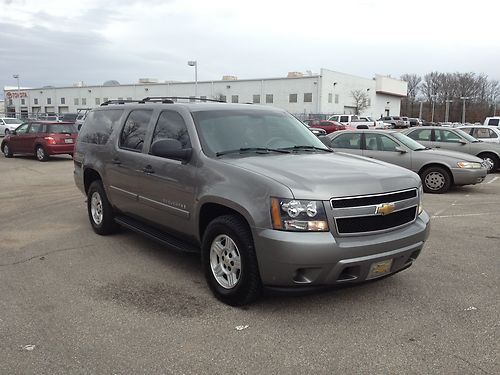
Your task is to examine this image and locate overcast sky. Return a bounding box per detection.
[1,0,499,96]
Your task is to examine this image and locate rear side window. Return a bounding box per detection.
[152,111,191,149]
[28,123,44,133]
[340,115,349,122]
[331,133,362,149]
[408,129,431,141]
[487,119,499,126]
[79,109,123,145]
[120,110,153,152]
[47,124,77,134]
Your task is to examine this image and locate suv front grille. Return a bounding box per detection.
[330,188,419,236]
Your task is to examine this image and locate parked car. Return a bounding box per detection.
[59,113,79,123]
[323,130,487,193]
[0,117,23,135]
[379,116,408,128]
[302,122,327,136]
[75,108,92,130]
[458,125,500,144]
[483,117,500,126]
[359,116,391,129]
[402,126,500,172]
[304,120,345,134]
[1,121,77,161]
[327,114,375,128]
[74,98,430,305]
[409,118,423,127]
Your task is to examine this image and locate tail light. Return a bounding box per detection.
[44,136,56,145]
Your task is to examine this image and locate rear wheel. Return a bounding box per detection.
[3,143,13,158]
[478,153,499,173]
[35,145,49,161]
[4,129,10,135]
[421,166,451,193]
[202,215,261,306]
[87,180,119,235]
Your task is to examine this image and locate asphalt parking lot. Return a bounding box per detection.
[0,154,499,374]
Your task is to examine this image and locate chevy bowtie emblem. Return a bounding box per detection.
[375,203,395,216]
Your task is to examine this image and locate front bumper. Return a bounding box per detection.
[253,211,430,287]
[451,167,487,185]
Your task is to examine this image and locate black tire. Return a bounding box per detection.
[421,166,451,193]
[201,215,261,306]
[35,145,49,162]
[2,143,13,158]
[4,129,10,135]
[478,153,499,173]
[87,180,119,235]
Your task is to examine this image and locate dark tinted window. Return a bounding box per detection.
[28,123,44,133]
[79,109,123,144]
[408,129,432,141]
[152,111,191,149]
[331,133,362,149]
[119,110,153,152]
[47,124,77,134]
[340,115,349,122]
[365,133,399,151]
[487,119,499,126]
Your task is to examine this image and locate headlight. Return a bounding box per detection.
[270,198,329,231]
[418,185,423,215]
[457,161,482,169]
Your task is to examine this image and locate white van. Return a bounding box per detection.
[484,117,500,126]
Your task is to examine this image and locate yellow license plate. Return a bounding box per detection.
[367,259,393,279]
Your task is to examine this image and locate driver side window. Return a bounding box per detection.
[438,130,462,143]
[15,124,29,134]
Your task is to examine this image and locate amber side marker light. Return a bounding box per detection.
[270,198,282,230]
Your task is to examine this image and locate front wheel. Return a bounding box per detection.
[3,143,13,158]
[478,153,499,173]
[87,180,119,235]
[5,129,10,135]
[35,145,49,161]
[202,215,261,306]
[421,166,451,193]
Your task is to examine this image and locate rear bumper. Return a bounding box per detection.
[451,167,487,185]
[253,211,430,287]
[45,144,75,155]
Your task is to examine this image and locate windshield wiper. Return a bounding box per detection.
[216,147,291,156]
[281,145,333,152]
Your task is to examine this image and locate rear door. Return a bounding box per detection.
[135,110,198,237]
[25,123,45,153]
[329,132,363,156]
[406,128,433,148]
[363,133,412,169]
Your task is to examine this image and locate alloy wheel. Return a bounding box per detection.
[209,234,242,289]
[90,191,104,225]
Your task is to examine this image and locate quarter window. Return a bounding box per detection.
[120,110,153,151]
[79,109,123,145]
[152,111,191,150]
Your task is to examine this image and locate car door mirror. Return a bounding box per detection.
[318,135,332,147]
[10,130,16,135]
[395,146,407,153]
[459,139,467,145]
[151,139,192,162]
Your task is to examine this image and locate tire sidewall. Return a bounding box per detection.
[36,145,47,161]
[86,180,117,235]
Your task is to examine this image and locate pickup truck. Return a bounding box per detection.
[328,114,377,128]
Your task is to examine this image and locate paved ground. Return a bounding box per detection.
[0,153,498,374]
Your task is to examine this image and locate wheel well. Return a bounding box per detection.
[477,152,499,161]
[199,203,250,240]
[84,168,102,194]
[418,163,454,184]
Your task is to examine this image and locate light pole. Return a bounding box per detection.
[460,96,470,124]
[187,60,198,97]
[445,99,453,123]
[418,101,423,120]
[494,96,497,116]
[13,74,20,118]
[431,94,437,123]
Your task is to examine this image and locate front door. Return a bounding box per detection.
[8,123,29,153]
[433,129,471,153]
[136,110,198,238]
[363,133,412,170]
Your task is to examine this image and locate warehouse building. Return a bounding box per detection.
[3,68,407,119]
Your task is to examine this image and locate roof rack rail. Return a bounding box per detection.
[141,96,226,103]
[100,99,146,106]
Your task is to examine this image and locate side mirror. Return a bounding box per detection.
[459,140,467,145]
[11,131,17,135]
[395,146,407,153]
[318,135,332,147]
[151,139,192,162]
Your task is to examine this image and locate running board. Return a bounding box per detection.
[114,215,200,254]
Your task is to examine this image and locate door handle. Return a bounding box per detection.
[142,165,155,174]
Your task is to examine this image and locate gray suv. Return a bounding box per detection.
[74,97,430,305]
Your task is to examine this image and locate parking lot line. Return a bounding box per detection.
[431,212,497,219]
[486,177,499,184]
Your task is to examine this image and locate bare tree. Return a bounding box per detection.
[400,74,421,100]
[351,89,369,115]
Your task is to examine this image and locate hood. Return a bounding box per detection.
[220,152,421,199]
[419,148,483,162]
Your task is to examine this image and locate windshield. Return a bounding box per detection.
[47,124,77,134]
[454,128,479,142]
[192,109,329,157]
[4,118,23,124]
[393,132,426,150]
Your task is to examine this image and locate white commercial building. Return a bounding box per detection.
[3,68,407,119]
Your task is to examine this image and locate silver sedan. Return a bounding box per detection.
[323,130,488,193]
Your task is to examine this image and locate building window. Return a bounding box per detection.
[34,98,38,105]
[266,94,273,104]
[103,97,108,103]
[21,99,25,105]
[219,95,226,102]
[47,98,52,105]
[289,94,297,103]
[82,98,87,105]
[95,98,101,105]
[253,94,261,104]
[74,98,79,105]
[118,97,123,101]
[8,99,13,106]
[231,95,239,103]
[304,93,312,103]
[61,97,65,104]
[367,98,371,106]
[335,94,339,104]
[126,97,132,101]
[189,96,196,102]
[328,93,332,103]
[200,96,207,101]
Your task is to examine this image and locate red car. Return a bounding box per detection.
[1,121,77,161]
[304,120,345,134]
